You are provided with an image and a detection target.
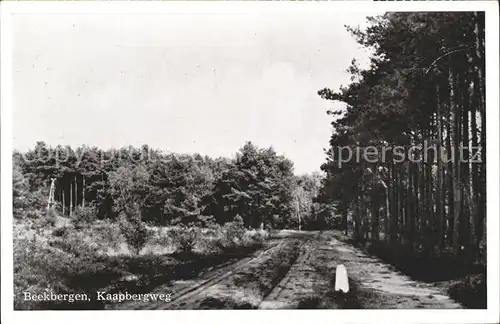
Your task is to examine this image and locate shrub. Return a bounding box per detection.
[13,174,46,220]
[14,231,117,310]
[26,209,57,230]
[449,272,486,308]
[169,226,198,254]
[91,220,124,251]
[49,232,100,257]
[44,207,58,227]
[217,215,246,249]
[246,229,269,242]
[52,226,71,238]
[198,215,218,228]
[72,205,97,228]
[14,219,126,310]
[119,219,150,255]
[14,236,59,310]
[118,206,151,255]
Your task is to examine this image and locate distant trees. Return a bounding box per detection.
[291,173,323,230]
[318,12,486,261]
[13,141,322,230]
[13,164,31,218]
[203,142,296,229]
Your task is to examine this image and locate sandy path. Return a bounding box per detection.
[107,239,287,310]
[165,237,307,309]
[106,231,464,310]
[328,237,463,309]
[259,233,341,309]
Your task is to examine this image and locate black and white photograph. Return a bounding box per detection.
[1,1,499,323]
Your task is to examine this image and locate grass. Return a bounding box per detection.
[13,219,267,310]
[297,296,323,309]
[198,297,257,310]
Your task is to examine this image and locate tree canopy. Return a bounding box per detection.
[318,12,486,260]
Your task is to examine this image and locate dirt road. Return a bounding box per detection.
[107,231,463,310]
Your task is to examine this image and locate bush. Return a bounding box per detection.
[246,229,269,242]
[14,236,60,310]
[52,226,71,238]
[91,220,124,251]
[169,225,198,254]
[72,205,97,228]
[13,177,46,220]
[198,215,218,228]
[44,207,58,227]
[49,233,100,257]
[217,215,246,249]
[14,230,121,310]
[118,206,151,255]
[449,272,486,308]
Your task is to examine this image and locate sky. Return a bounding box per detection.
[12,7,373,174]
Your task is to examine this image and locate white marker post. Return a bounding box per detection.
[335,264,349,293]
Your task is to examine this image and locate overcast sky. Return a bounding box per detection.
[12,8,373,174]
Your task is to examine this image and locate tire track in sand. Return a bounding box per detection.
[108,240,286,310]
[257,234,340,309]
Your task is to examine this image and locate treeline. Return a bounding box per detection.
[317,12,486,262]
[13,141,327,229]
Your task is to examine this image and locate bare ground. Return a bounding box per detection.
[107,231,464,310]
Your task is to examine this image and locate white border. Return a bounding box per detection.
[1,1,498,324]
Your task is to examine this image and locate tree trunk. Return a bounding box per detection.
[354,190,362,241]
[62,184,65,216]
[69,176,73,217]
[398,164,404,244]
[474,11,486,248]
[384,176,390,243]
[370,190,380,241]
[390,162,398,243]
[344,209,348,236]
[446,73,454,248]
[460,71,471,250]
[82,176,86,208]
[471,78,480,252]
[405,161,413,247]
[436,85,445,249]
[412,159,420,248]
[449,69,462,253]
[420,156,426,249]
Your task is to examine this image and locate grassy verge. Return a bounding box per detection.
[448,273,486,309]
